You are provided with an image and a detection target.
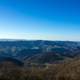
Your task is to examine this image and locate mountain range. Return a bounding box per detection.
[0,40,80,65]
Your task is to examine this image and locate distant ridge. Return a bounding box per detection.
[0,39,79,42]
[0,39,27,41]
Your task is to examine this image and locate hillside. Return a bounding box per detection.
[0,57,80,80]
[0,40,79,79]
[0,40,79,64]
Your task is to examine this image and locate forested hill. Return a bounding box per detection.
[0,40,79,64]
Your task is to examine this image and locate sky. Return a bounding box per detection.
[0,0,80,41]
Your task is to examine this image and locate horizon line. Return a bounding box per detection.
[0,38,79,42]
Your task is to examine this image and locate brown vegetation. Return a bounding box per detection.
[0,58,80,80]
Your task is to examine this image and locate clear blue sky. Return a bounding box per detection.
[0,0,80,41]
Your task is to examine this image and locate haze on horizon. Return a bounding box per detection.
[0,0,80,41]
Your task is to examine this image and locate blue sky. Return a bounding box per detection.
[0,0,80,41]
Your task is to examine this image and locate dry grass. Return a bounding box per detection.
[0,58,80,80]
